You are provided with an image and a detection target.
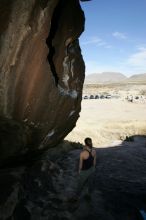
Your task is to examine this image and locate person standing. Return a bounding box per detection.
[78,137,96,193]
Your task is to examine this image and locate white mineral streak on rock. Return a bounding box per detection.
[23,118,28,122]
[70,90,78,98]
[47,129,55,137]
[62,73,69,89]
[58,52,78,98]
[69,110,75,117]
[63,56,69,73]
[38,129,55,149]
[65,37,72,47]
[62,56,70,89]
[58,85,78,99]
[71,59,75,78]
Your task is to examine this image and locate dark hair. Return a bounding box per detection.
[84,137,92,148]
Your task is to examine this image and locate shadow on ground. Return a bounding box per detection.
[84,134,146,220]
[0,135,146,219]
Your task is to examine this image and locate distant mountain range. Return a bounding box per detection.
[84,72,146,84]
[128,73,146,82]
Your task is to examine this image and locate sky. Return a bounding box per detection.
[79,0,146,76]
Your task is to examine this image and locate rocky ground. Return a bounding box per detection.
[0,136,146,220]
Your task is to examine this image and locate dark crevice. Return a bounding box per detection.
[0,0,13,34]
[46,0,66,86]
[39,0,49,9]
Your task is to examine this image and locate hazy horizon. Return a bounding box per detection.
[85,71,146,77]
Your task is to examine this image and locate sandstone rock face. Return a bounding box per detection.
[0,0,85,161]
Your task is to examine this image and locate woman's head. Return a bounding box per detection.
[84,137,93,148]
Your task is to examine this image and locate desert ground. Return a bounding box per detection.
[66,83,146,147]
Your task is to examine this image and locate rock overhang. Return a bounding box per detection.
[0,0,85,161]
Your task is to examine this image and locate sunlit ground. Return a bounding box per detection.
[66,99,146,147]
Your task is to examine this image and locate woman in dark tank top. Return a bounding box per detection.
[78,137,96,193]
[79,137,96,173]
[82,149,94,170]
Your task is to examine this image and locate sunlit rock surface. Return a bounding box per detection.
[0,0,85,161]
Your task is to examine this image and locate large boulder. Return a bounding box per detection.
[0,0,85,161]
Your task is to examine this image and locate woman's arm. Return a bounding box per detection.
[79,153,83,174]
[93,150,96,167]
